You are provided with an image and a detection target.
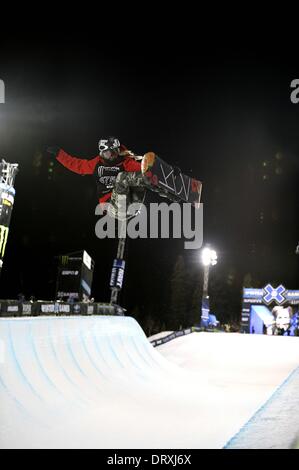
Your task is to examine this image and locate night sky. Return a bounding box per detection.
[0,32,298,327]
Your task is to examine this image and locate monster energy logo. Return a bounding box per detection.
[0,225,9,258]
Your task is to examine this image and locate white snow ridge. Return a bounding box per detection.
[0,316,298,449]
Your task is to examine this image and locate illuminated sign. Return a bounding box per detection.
[263,284,286,305]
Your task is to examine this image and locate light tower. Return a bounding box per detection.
[200,246,218,328]
[0,159,19,275]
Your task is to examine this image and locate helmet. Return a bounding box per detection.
[98,136,121,161]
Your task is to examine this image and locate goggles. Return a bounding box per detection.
[99,138,120,153]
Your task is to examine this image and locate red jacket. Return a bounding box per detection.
[56,144,141,203]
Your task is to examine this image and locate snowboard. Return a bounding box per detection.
[141,152,202,207]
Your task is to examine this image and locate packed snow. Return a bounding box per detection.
[0,316,298,449]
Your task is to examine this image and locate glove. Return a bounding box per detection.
[47,146,60,157]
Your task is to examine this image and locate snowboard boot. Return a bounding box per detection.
[109,172,146,220]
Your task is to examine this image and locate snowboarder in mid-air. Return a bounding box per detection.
[47,137,146,218]
[48,137,202,305]
[48,136,202,217]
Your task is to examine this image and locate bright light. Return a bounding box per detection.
[201,247,218,266]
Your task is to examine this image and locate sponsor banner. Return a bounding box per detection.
[87,305,96,315]
[97,304,115,316]
[0,225,9,259]
[110,259,126,289]
[241,284,299,334]
[7,304,20,314]
[21,303,33,315]
[243,288,264,298]
[287,291,299,301]
[244,297,263,304]
[39,303,71,315]
[81,279,91,296]
[0,300,125,317]
[83,250,92,270]
[150,328,194,348]
[243,285,299,306]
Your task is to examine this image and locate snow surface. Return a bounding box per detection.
[157,331,299,448]
[0,316,298,449]
[225,364,299,449]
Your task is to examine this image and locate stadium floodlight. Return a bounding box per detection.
[200,245,218,328]
[201,247,218,266]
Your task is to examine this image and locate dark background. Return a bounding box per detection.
[0,30,298,333]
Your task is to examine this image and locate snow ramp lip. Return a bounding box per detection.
[0,315,186,448]
[224,364,299,449]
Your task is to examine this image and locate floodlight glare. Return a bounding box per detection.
[201,247,218,266]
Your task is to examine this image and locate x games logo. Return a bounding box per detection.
[263,284,287,305]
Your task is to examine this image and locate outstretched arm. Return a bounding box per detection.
[56,149,99,174]
[48,147,99,175]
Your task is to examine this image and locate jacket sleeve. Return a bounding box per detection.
[123,157,142,172]
[56,149,99,175]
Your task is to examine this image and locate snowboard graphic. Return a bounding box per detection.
[141,152,202,207]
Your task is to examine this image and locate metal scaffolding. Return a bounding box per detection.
[0,159,19,273]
